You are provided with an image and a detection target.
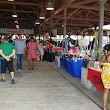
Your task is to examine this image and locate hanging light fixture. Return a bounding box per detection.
[35,8,40,24]
[39,12,45,19]
[35,19,40,25]
[39,0,45,19]
[14,20,18,24]
[16,25,19,29]
[12,14,17,17]
[46,1,54,10]
[8,0,14,1]
[12,12,17,17]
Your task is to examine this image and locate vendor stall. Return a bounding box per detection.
[60,57,83,78]
[81,67,97,91]
[87,67,104,91]
[81,60,104,91]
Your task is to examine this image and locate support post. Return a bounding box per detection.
[43,21,45,40]
[63,0,68,53]
[98,0,106,60]
[63,0,67,38]
[50,11,53,39]
[39,26,40,40]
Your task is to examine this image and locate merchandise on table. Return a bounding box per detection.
[60,55,83,78]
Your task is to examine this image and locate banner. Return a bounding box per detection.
[0,28,34,34]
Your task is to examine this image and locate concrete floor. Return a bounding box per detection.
[0,60,109,110]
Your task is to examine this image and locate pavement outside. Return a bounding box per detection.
[0,59,109,110]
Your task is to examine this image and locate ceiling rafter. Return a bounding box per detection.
[85,3,99,18]
[79,20,95,26]
[0,1,40,6]
[0,0,110,33]
[0,16,35,20]
[69,5,110,12]
[66,8,79,19]
[54,16,110,23]
[54,23,94,27]
[72,0,98,5]
[0,9,36,14]
[45,0,76,23]
[69,5,99,10]
[45,18,62,30]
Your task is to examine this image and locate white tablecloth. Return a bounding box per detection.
[81,67,97,91]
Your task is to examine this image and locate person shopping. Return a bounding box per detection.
[38,42,44,62]
[15,35,26,71]
[0,36,16,84]
[27,37,37,70]
[99,44,110,110]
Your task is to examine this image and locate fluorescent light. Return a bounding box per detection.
[46,7,54,10]
[12,14,17,17]
[14,21,18,23]
[16,25,19,29]
[16,24,19,26]
[35,23,40,24]
[46,2,54,10]
[8,0,14,1]
[39,16,45,19]
[39,13,45,19]
[35,20,40,24]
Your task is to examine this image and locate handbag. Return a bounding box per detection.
[36,50,41,55]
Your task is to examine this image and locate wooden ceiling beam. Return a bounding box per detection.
[69,5,110,12]
[72,0,98,5]
[1,16,109,24]
[66,8,79,19]
[55,16,98,21]
[0,9,36,14]
[79,20,95,26]
[85,3,99,18]
[69,5,99,10]
[45,0,76,23]
[45,18,62,30]
[0,1,40,7]
[53,23,94,26]
[45,26,81,31]
[0,16,35,21]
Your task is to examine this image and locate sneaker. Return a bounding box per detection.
[18,69,22,72]
[0,79,6,82]
[11,79,15,84]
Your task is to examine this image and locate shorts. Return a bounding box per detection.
[1,59,14,73]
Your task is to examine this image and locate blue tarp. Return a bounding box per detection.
[60,58,83,78]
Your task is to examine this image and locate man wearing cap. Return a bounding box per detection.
[0,36,16,84]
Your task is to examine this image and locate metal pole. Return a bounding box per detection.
[98,0,106,60]
[63,0,67,38]
[63,0,68,53]
[64,20,66,38]
[43,21,45,40]
[39,26,40,40]
[50,11,53,39]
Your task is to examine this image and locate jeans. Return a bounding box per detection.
[17,54,23,70]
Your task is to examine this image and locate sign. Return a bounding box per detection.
[0,28,34,34]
